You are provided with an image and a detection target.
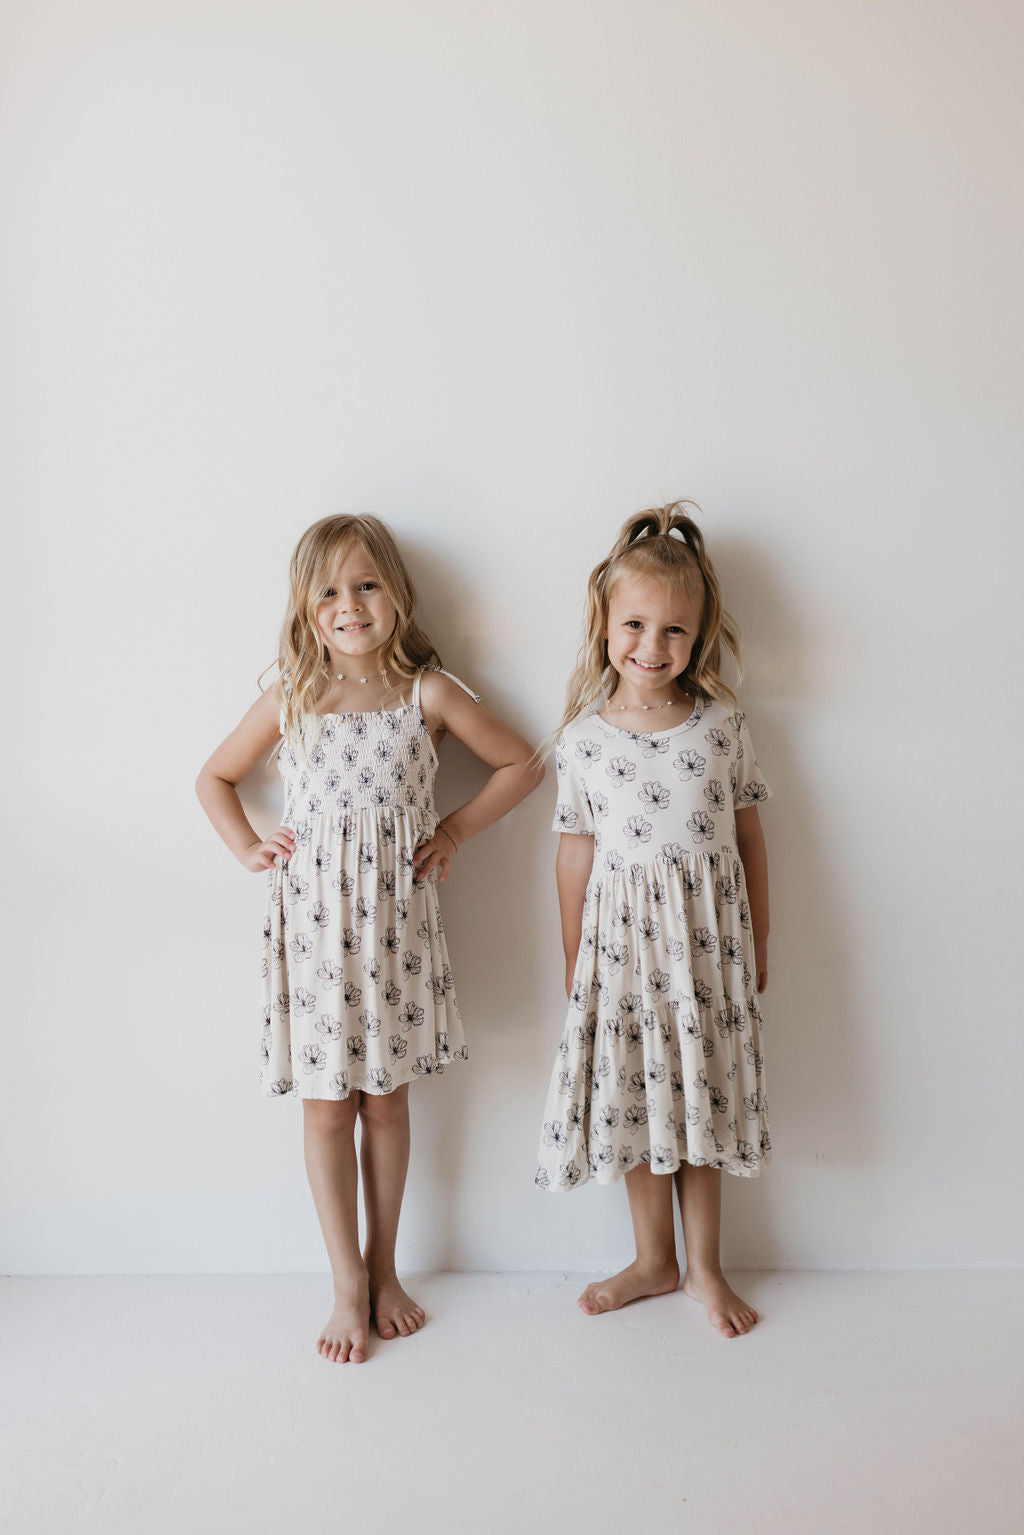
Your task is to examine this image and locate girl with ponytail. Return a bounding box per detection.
[536,502,773,1339]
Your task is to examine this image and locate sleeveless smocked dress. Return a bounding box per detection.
[259,667,478,1100]
[536,695,773,1189]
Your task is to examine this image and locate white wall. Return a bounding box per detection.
[2,0,1021,1274]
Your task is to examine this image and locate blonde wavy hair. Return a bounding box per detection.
[267,514,440,748]
[556,500,741,740]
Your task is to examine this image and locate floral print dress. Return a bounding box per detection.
[536,696,773,1189]
[259,668,478,1100]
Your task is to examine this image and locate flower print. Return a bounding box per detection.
[715,1002,746,1038]
[603,851,624,875]
[602,940,630,974]
[357,768,374,792]
[399,844,418,877]
[259,1033,270,1065]
[399,1002,424,1031]
[623,816,652,849]
[394,898,410,929]
[645,1060,666,1086]
[686,1102,701,1125]
[374,740,392,763]
[413,1054,441,1077]
[316,959,343,988]
[704,779,726,814]
[554,803,580,832]
[743,1089,765,1120]
[357,842,378,874]
[315,1014,343,1041]
[383,980,402,1007]
[639,781,670,812]
[313,846,332,876]
[576,738,603,766]
[441,963,454,988]
[736,1140,758,1170]
[592,1052,610,1080]
[595,1105,620,1136]
[274,991,290,1017]
[309,742,326,769]
[634,732,670,758]
[379,927,400,956]
[350,718,368,740]
[709,1084,728,1114]
[760,1127,772,1156]
[559,1161,582,1187]
[680,1013,702,1043]
[737,781,769,807]
[336,805,355,830]
[664,938,687,964]
[329,1071,349,1098]
[613,902,635,929]
[680,868,703,900]
[343,980,362,1008]
[715,876,738,906]
[291,986,316,1014]
[590,791,609,819]
[624,1019,644,1053]
[725,710,747,734]
[306,795,323,818]
[294,820,313,848]
[364,958,382,984]
[300,1043,327,1074]
[372,786,393,809]
[687,810,715,844]
[567,1101,585,1130]
[624,1103,649,1134]
[705,727,731,756]
[650,1145,674,1172]
[367,1066,393,1093]
[377,870,397,901]
[588,1143,614,1171]
[401,950,422,980]
[568,979,588,1011]
[673,748,706,781]
[286,873,309,904]
[435,1032,451,1062]
[628,1069,647,1096]
[557,1068,577,1097]
[354,897,377,929]
[340,743,360,768]
[332,871,356,898]
[271,939,286,967]
[645,968,670,998]
[692,979,713,1011]
[691,926,717,957]
[617,1145,635,1170]
[670,1069,685,1100]
[661,843,688,874]
[738,899,751,930]
[606,756,636,786]
[637,915,660,947]
[430,975,446,1004]
[719,935,744,966]
[288,929,314,964]
[360,1010,382,1037]
[543,1119,568,1150]
[324,768,341,793]
[388,1033,408,1061]
[392,760,407,783]
[347,1036,367,1063]
[339,928,361,959]
[743,1039,764,1073]
[617,992,643,1022]
[270,1078,294,1095]
[535,1167,551,1190]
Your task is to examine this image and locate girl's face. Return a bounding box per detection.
[315,544,398,668]
[604,572,703,692]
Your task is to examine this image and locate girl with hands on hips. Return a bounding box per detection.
[196,513,541,1365]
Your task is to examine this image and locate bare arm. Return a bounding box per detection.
[412,672,545,881]
[556,832,595,998]
[735,805,770,992]
[195,685,296,871]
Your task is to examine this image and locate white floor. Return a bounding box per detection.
[2,1270,1022,1535]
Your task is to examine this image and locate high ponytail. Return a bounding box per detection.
[553,500,742,744]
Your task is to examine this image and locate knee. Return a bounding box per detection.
[303,1097,359,1136]
[358,1088,408,1127]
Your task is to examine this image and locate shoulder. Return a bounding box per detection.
[416,666,480,721]
[699,695,744,732]
[557,711,600,750]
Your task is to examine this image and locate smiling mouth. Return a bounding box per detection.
[336,623,371,632]
[629,658,667,670]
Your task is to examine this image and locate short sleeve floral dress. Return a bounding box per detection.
[259,668,477,1100]
[536,695,773,1189]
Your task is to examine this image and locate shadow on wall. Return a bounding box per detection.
[714,534,867,1265]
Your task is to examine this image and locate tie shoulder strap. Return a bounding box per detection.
[412,665,481,712]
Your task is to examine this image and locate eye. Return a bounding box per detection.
[321,587,336,599]
[358,581,378,592]
[624,620,643,630]
[667,626,686,635]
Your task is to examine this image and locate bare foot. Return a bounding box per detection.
[578,1256,680,1315]
[370,1271,426,1340]
[682,1266,759,1337]
[317,1273,371,1362]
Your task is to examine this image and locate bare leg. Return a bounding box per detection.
[578,1161,680,1315]
[676,1161,758,1338]
[358,1085,425,1340]
[303,1096,371,1362]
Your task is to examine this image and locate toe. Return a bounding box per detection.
[394,1315,411,1336]
[349,1337,367,1363]
[377,1317,397,1339]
